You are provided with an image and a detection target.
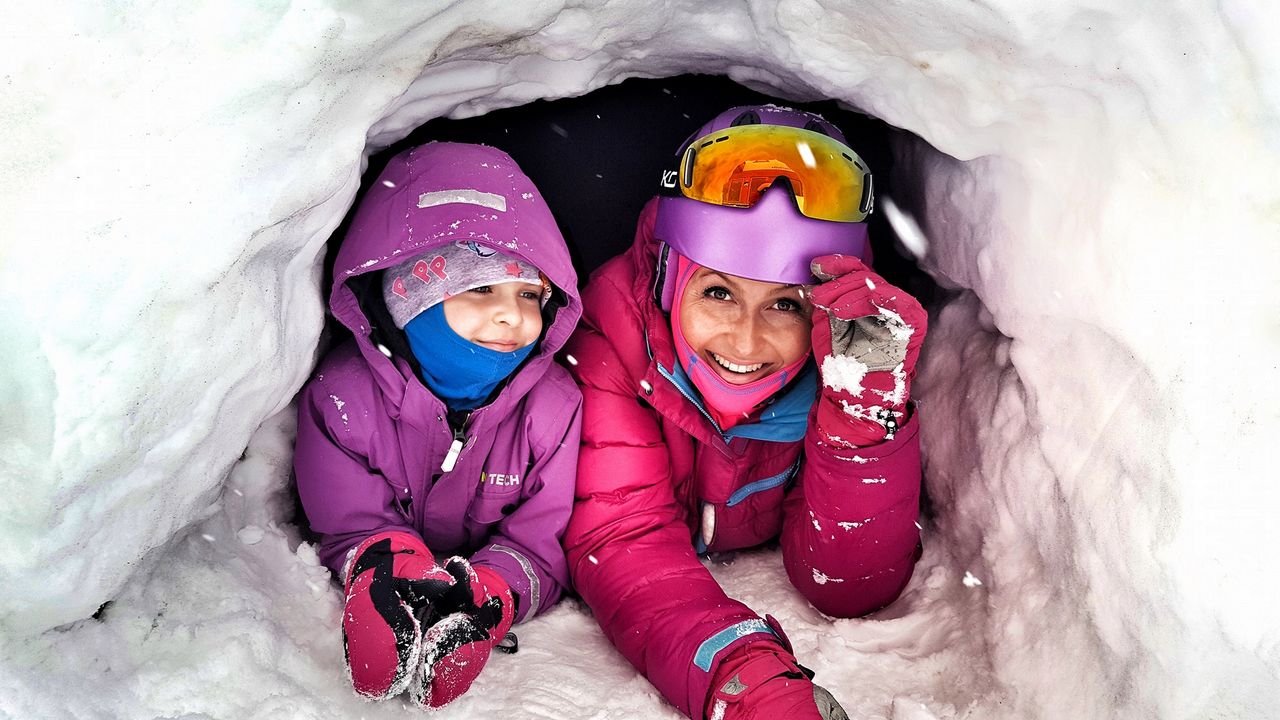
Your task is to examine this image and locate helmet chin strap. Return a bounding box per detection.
[668,253,809,430]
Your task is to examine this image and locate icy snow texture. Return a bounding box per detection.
[2,1,1279,718]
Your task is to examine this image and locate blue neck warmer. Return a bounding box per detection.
[403,303,536,410]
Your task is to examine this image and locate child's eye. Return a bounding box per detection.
[702,286,732,301]
[469,285,493,294]
[520,289,541,301]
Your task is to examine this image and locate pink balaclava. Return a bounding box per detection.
[669,253,810,430]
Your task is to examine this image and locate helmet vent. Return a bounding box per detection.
[803,119,831,137]
[730,111,761,127]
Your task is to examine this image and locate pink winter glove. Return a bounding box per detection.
[341,531,456,699]
[809,254,928,448]
[706,641,848,720]
[411,559,517,709]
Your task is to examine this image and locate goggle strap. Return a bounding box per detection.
[658,165,681,196]
[651,242,670,307]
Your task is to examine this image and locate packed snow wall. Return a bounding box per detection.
[2,2,1278,718]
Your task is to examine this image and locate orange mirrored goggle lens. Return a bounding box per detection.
[678,125,873,222]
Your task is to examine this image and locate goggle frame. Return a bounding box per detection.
[659,124,874,223]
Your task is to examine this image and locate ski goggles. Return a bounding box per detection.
[659,125,874,222]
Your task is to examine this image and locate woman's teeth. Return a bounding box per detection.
[711,353,764,374]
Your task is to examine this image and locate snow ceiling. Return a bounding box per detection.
[1,1,1278,718]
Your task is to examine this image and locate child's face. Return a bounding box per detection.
[442,282,544,352]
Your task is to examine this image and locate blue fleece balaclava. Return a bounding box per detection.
[403,303,536,410]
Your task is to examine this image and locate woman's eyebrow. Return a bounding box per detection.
[702,270,740,288]
[700,272,806,299]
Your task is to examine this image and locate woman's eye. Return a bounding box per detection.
[703,286,732,301]
[773,298,801,312]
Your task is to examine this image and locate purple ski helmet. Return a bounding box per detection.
[653,105,873,311]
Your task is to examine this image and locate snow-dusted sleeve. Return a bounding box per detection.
[470,379,582,623]
[293,374,416,578]
[781,406,923,617]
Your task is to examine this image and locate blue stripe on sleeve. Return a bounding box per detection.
[692,619,778,672]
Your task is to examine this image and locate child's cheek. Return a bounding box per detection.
[442,297,480,336]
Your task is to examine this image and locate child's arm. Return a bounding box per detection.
[294,373,418,577]
[469,375,583,623]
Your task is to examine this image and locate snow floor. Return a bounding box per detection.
[0,410,998,720]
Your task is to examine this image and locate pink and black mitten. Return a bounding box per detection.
[340,531,456,699]
[808,254,928,448]
[410,558,516,709]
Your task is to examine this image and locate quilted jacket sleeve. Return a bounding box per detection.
[293,364,417,578]
[564,271,777,719]
[781,405,923,617]
[471,372,583,623]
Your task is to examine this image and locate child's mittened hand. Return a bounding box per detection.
[808,254,928,448]
[410,559,516,709]
[341,532,456,699]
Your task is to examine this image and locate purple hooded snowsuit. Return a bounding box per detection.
[294,142,583,623]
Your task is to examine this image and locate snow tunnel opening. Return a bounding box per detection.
[279,70,1184,715]
[304,73,968,538]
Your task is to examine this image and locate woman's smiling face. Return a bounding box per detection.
[676,266,814,385]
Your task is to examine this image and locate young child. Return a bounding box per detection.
[293,142,582,708]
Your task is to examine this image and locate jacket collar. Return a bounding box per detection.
[640,302,814,454]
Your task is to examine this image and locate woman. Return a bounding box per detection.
[563,106,928,720]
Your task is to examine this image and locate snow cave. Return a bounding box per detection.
[1,3,1277,719]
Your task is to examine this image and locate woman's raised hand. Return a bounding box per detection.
[808,254,928,447]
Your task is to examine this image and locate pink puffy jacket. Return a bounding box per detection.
[563,203,923,718]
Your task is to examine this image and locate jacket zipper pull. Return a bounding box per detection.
[440,427,466,473]
[440,438,463,472]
